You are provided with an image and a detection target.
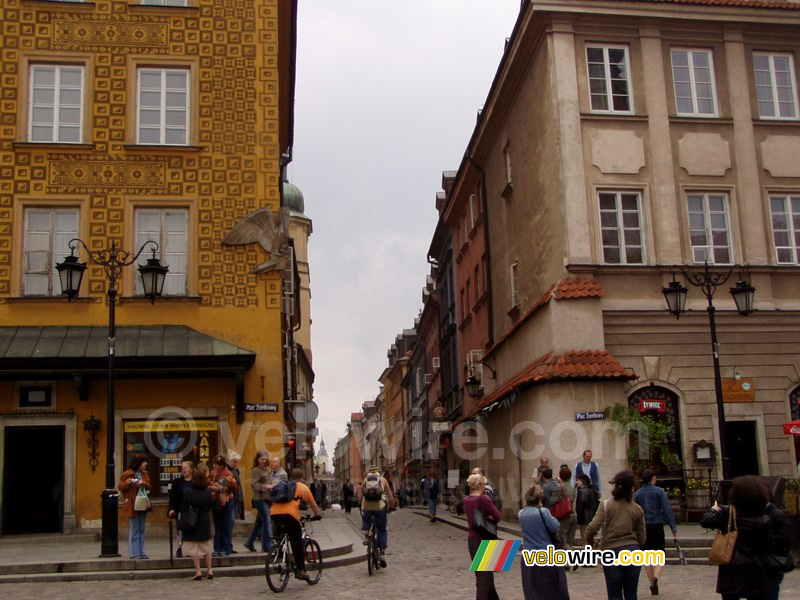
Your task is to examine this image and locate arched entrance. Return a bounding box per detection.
[791,386,800,469]
[627,385,684,477]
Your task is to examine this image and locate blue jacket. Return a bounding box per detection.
[634,483,677,532]
[519,506,560,551]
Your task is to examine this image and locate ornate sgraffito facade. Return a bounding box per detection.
[0,0,301,534]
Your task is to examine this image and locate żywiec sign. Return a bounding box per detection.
[575,411,605,421]
[245,403,279,412]
[637,398,666,413]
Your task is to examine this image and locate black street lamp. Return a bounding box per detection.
[661,261,755,498]
[57,238,168,557]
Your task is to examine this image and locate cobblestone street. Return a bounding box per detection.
[6,510,800,599]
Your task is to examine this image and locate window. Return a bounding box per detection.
[687,193,732,264]
[754,53,798,120]
[465,279,471,314]
[598,192,645,264]
[29,65,84,143]
[473,264,481,302]
[510,261,519,308]
[769,193,800,264]
[586,45,632,113]
[469,192,480,229]
[137,68,189,145]
[23,207,79,296]
[135,208,188,295]
[503,143,512,186]
[671,49,718,117]
[19,385,54,410]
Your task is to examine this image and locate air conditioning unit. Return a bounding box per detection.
[424,373,433,385]
[432,356,440,372]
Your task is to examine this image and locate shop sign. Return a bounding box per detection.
[575,411,605,421]
[722,378,755,403]
[637,398,666,413]
[245,403,279,412]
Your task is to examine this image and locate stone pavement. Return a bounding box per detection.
[3,508,799,599]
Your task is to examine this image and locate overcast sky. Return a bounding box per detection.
[290,1,522,453]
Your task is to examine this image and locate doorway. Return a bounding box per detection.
[725,421,759,478]
[2,426,65,534]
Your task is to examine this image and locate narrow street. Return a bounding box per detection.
[7,510,800,599]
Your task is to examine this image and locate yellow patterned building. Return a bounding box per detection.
[0,0,304,536]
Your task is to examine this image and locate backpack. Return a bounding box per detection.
[485,481,503,511]
[363,472,383,502]
[267,480,298,504]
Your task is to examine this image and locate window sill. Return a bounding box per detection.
[581,112,645,121]
[507,304,520,320]
[119,295,202,304]
[123,144,205,152]
[668,116,733,126]
[21,0,95,8]
[5,296,94,303]
[128,3,199,13]
[12,142,96,151]
[753,119,800,128]
[501,182,513,200]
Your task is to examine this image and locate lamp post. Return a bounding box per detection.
[57,238,168,557]
[661,261,755,499]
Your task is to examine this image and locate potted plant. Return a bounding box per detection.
[665,487,686,523]
[685,477,711,510]
[604,403,680,473]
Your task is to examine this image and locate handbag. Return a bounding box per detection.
[134,485,151,512]
[539,508,564,549]
[550,483,574,520]
[709,506,738,566]
[471,507,498,540]
[178,489,198,531]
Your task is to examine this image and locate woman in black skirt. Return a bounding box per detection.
[633,469,677,595]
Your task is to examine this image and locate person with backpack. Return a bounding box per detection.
[471,467,503,513]
[421,469,440,523]
[361,466,395,568]
[269,468,321,582]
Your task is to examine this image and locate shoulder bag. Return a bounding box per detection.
[549,482,574,520]
[471,505,498,540]
[134,484,151,512]
[539,508,564,549]
[178,490,199,532]
[709,506,738,566]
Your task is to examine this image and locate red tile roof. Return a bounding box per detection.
[553,277,605,300]
[456,350,635,425]
[619,0,800,8]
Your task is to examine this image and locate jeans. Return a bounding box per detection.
[427,498,437,516]
[602,545,641,600]
[225,496,238,553]
[128,512,147,558]
[361,508,388,550]
[213,501,234,553]
[246,499,273,551]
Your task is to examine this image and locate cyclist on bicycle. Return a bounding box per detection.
[361,466,395,568]
[270,468,321,581]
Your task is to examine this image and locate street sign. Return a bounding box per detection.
[575,411,605,421]
[245,403,279,412]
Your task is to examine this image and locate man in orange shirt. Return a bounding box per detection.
[270,468,321,581]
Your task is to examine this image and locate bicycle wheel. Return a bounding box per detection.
[303,538,323,584]
[266,544,289,593]
[372,540,381,572]
[367,535,375,575]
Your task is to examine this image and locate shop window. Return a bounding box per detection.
[122,418,218,497]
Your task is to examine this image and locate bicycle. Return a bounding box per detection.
[265,514,323,592]
[364,511,381,575]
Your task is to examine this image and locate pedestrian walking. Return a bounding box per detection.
[167,460,195,558]
[181,469,214,580]
[471,467,503,512]
[575,473,599,547]
[463,473,503,600]
[209,454,237,557]
[586,470,646,600]
[634,469,677,595]
[343,478,354,514]
[558,465,579,568]
[700,475,791,600]
[421,469,440,522]
[118,453,151,560]
[519,485,571,600]
[226,451,243,555]
[244,450,272,553]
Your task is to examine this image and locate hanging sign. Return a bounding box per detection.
[722,378,755,403]
[245,403,279,412]
[637,398,666,413]
[575,411,605,421]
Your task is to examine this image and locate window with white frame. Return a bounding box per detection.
[137,68,189,145]
[753,53,798,120]
[510,261,519,308]
[135,208,188,295]
[23,207,79,296]
[469,193,478,229]
[586,45,632,113]
[598,191,645,264]
[29,65,84,143]
[687,193,732,264]
[503,143,512,186]
[769,193,800,264]
[671,49,718,117]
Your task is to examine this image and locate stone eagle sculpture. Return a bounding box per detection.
[222,207,289,274]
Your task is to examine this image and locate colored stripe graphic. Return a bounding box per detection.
[469,540,521,572]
